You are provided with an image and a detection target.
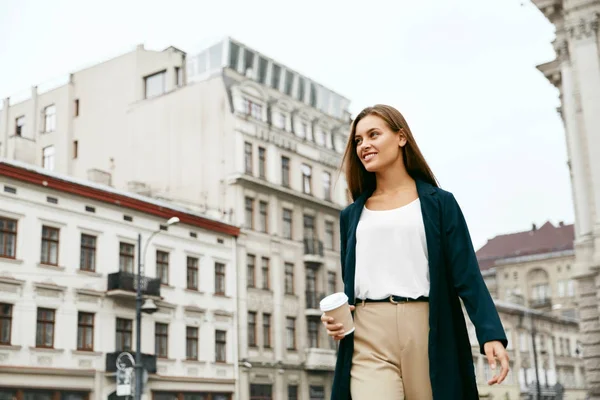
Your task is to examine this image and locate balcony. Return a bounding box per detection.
[530,297,552,310]
[305,291,325,316]
[105,351,157,373]
[304,348,336,371]
[106,272,161,299]
[304,238,324,263]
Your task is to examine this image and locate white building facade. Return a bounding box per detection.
[0,37,352,400]
[0,160,239,400]
[533,1,600,397]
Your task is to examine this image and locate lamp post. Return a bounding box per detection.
[135,216,180,400]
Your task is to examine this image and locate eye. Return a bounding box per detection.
[370,131,379,138]
[354,137,362,145]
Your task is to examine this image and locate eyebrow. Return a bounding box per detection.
[354,127,378,138]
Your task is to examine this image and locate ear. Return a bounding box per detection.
[398,129,407,148]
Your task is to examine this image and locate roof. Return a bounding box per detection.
[475,221,574,270]
[0,159,240,237]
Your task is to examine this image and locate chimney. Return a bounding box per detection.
[559,221,565,227]
[532,223,537,231]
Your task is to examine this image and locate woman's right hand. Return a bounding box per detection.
[321,305,356,341]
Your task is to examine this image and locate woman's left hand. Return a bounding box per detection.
[484,341,510,385]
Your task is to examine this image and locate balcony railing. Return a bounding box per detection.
[306,291,325,310]
[107,271,161,297]
[105,351,157,373]
[304,238,324,257]
[530,297,552,309]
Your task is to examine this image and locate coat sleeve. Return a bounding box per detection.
[443,192,507,354]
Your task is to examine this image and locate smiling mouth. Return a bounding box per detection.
[363,153,377,161]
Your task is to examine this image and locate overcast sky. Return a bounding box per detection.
[0,0,570,249]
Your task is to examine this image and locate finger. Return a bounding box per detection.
[333,334,345,341]
[485,347,498,385]
[327,328,345,337]
[324,323,343,331]
[497,353,510,384]
[349,305,356,311]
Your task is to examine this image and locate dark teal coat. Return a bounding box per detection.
[331,180,507,400]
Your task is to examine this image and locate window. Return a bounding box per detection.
[284,71,294,95]
[42,146,55,171]
[250,384,272,400]
[328,271,337,294]
[0,303,12,345]
[77,312,94,351]
[532,283,551,302]
[229,42,240,69]
[155,323,168,358]
[281,156,290,187]
[119,242,135,273]
[0,217,17,259]
[282,208,293,239]
[44,105,56,132]
[271,64,281,89]
[79,234,96,272]
[245,142,253,174]
[116,318,132,351]
[286,317,296,350]
[309,83,317,107]
[175,67,183,87]
[308,318,319,348]
[315,127,325,146]
[263,313,271,348]
[259,201,268,233]
[242,98,263,120]
[243,49,255,73]
[274,112,286,130]
[186,326,199,360]
[248,312,257,347]
[325,221,334,250]
[156,250,169,285]
[519,332,528,351]
[73,140,78,159]
[567,279,575,297]
[288,386,298,400]
[215,262,226,295]
[145,71,166,99]
[323,172,332,201]
[15,116,24,136]
[261,257,270,290]
[74,99,79,117]
[36,308,55,348]
[215,330,227,362]
[247,254,256,288]
[258,147,266,179]
[558,280,565,298]
[245,197,254,229]
[187,256,199,290]
[297,77,305,101]
[285,263,294,295]
[301,164,312,194]
[303,215,316,240]
[258,57,268,84]
[41,226,59,265]
[309,386,325,400]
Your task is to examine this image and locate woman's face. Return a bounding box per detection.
[354,114,406,173]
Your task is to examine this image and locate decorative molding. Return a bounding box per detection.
[34,281,67,292]
[567,14,599,40]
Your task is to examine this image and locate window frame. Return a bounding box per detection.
[40,225,59,266]
[247,254,256,288]
[155,322,169,358]
[248,312,257,347]
[325,221,334,250]
[259,201,268,233]
[323,171,332,201]
[80,233,97,272]
[244,142,253,174]
[286,317,296,350]
[0,217,17,259]
[262,313,271,348]
[36,308,55,349]
[0,303,12,345]
[77,312,94,351]
[119,242,135,273]
[261,257,270,290]
[215,262,226,295]
[245,197,254,230]
[215,330,227,363]
[43,105,56,133]
[116,318,133,352]
[42,145,55,171]
[144,70,167,99]
[156,250,170,285]
[187,256,199,291]
[258,147,266,179]
[282,208,293,240]
[186,326,199,360]
[281,156,290,187]
[15,116,25,136]
[284,262,295,295]
[301,164,312,194]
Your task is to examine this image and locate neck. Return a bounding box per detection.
[374,159,414,195]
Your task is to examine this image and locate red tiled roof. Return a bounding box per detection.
[475,221,574,270]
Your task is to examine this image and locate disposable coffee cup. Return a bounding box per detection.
[320,292,355,335]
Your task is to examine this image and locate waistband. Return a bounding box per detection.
[355,295,429,306]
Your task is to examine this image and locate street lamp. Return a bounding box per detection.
[135,216,180,400]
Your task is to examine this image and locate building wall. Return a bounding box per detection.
[0,174,237,399]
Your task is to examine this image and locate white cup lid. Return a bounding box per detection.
[319,292,348,312]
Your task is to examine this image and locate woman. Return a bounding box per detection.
[322,104,509,399]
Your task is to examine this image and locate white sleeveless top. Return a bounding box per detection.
[354,198,430,300]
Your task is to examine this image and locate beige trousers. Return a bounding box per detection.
[350,301,433,400]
